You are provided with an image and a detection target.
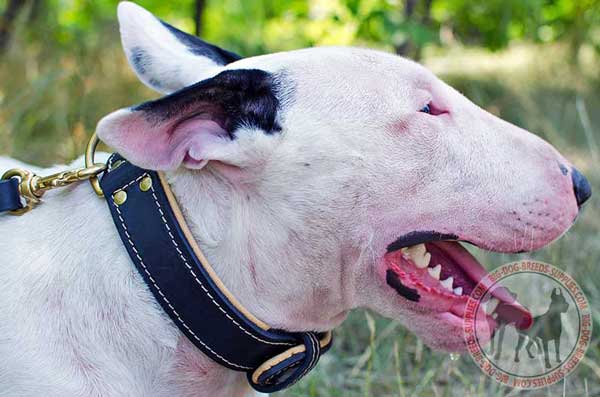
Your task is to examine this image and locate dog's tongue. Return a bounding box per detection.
[435,241,532,330]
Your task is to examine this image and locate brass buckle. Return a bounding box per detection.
[1,133,106,215]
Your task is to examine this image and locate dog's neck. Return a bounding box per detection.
[164,166,357,331]
[0,160,356,396]
[154,167,357,395]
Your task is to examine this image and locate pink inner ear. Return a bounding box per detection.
[175,117,229,169]
[98,108,229,171]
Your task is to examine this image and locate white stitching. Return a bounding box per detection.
[114,174,146,192]
[107,156,128,173]
[265,334,320,386]
[289,334,319,387]
[114,173,292,348]
[305,334,319,373]
[146,179,293,347]
[112,189,252,370]
[107,155,117,172]
[257,333,325,387]
[264,361,301,383]
[107,156,114,171]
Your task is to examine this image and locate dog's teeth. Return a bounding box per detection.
[400,247,410,260]
[428,264,441,280]
[440,276,454,291]
[485,298,500,314]
[414,252,431,269]
[412,243,427,256]
[453,286,463,296]
[406,244,429,268]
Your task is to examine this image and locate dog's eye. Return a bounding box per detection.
[419,103,431,114]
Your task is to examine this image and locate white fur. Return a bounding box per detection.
[118,2,222,93]
[0,2,580,396]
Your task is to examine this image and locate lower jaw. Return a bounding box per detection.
[383,240,528,346]
[436,310,494,333]
[390,310,493,352]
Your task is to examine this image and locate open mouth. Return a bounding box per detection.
[385,231,532,333]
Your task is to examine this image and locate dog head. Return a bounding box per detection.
[550,288,569,314]
[97,2,590,352]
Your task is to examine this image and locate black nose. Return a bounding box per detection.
[571,167,592,207]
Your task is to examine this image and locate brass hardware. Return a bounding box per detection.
[139,176,152,192]
[85,132,105,197]
[1,132,107,215]
[1,169,38,215]
[111,159,125,170]
[113,191,127,205]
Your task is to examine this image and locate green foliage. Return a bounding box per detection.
[434,0,600,51]
[3,1,598,58]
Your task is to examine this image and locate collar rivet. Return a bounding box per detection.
[113,191,127,205]
[139,176,152,192]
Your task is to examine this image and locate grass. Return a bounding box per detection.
[1,29,598,397]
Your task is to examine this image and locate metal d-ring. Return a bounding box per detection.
[85,132,105,197]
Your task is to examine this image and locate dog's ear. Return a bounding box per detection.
[117,2,241,94]
[97,69,280,171]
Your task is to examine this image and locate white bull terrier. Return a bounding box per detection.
[0,2,591,396]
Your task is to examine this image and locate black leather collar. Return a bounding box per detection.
[100,154,332,393]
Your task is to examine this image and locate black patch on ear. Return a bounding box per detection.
[133,69,283,137]
[129,46,167,91]
[130,47,147,74]
[159,19,241,65]
[386,270,420,302]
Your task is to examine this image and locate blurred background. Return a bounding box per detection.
[0,0,598,396]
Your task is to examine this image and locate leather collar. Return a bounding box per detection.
[100,154,332,393]
[0,178,22,213]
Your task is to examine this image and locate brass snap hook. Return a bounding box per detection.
[1,132,107,215]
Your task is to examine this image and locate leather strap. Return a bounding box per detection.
[0,178,23,213]
[100,154,332,393]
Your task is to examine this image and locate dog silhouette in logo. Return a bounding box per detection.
[490,288,569,369]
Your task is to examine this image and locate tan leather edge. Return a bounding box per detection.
[157,171,270,331]
[251,331,333,384]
